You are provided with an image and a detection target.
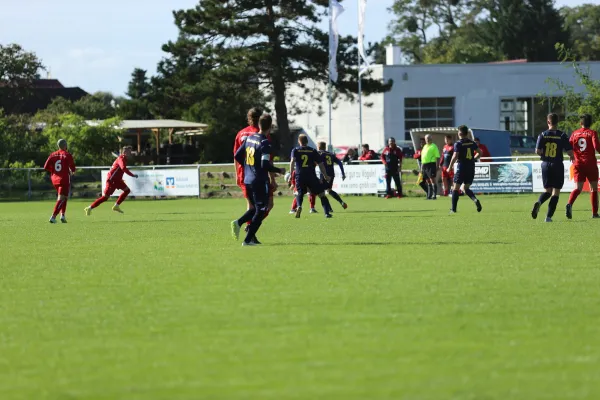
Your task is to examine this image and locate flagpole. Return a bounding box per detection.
[328,0,333,153]
[358,0,363,149]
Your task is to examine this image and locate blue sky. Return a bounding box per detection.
[0,0,588,95]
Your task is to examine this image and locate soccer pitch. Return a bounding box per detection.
[1,195,599,399]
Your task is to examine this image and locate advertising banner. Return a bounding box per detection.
[468,162,534,193]
[531,161,600,193]
[318,164,380,194]
[101,168,200,197]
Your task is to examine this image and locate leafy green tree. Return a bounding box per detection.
[0,43,46,113]
[0,110,47,167]
[166,0,391,152]
[561,4,600,61]
[118,68,153,120]
[542,44,600,133]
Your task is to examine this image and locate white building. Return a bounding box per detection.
[291,47,600,151]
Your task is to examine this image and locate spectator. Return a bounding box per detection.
[413,137,429,195]
[381,137,403,198]
[475,137,491,162]
[421,134,440,199]
[359,144,377,161]
[343,148,358,164]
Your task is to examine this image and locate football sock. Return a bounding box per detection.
[90,196,107,209]
[296,193,304,208]
[244,208,265,243]
[52,199,64,218]
[237,208,255,226]
[592,191,599,215]
[397,182,403,196]
[329,190,343,205]
[427,183,433,198]
[291,197,297,210]
[433,184,438,198]
[320,196,332,214]
[547,196,559,218]
[451,190,459,212]
[538,192,551,205]
[309,194,316,209]
[60,199,68,215]
[568,189,581,205]
[116,190,129,205]
[465,189,478,202]
[419,181,428,194]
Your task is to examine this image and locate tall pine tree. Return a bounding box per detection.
[166,0,392,152]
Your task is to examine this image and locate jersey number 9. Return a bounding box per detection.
[578,138,587,152]
[545,142,558,158]
[246,148,255,166]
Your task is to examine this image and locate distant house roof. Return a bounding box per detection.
[0,78,88,114]
[119,120,208,130]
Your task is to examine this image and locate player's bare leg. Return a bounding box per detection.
[112,187,130,213]
[532,188,552,220]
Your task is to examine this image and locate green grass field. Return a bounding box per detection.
[1,194,599,400]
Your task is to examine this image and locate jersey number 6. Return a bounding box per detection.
[55,159,62,172]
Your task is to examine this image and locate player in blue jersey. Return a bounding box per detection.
[289,134,333,219]
[447,125,483,214]
[531,113,574,222]
[231,114,285,246]
[317,141,348,210]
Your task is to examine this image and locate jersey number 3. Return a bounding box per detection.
[545,142,558,158]
[326,155,332,166]
[246,148,255,166]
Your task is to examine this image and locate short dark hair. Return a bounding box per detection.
[388,137,396,141]
[444,135,452,140]
[247,107,263,128]
[362,144,369,150]
[259,113,272,132]
[475,137,481,142]
[581,113,592,128]
[547,113,559,126]
[298,134,308,145]
[458,125,469,135]
[419,137,425,142]
[317,141,326,150]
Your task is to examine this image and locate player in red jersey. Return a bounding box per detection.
[440,135,455,196]
[566,114,600,219]
[43,139,76,223]
[84,146,138,215]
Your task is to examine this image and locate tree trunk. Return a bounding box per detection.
[265,0,292,157]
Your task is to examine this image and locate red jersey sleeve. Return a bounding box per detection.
[43,154,53,172]
[380,149,387,164]
[592,130,600,153]
[118,157,135,177]
[68,153,76,173]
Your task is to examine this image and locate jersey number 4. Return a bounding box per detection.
[466,148,472,160]
[246,148,255,166]
[545,142,558,158]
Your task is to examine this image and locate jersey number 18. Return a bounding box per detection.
[545,142,558,158]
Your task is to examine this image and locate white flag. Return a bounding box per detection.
[329,0,344,82]
[358,0,370,76]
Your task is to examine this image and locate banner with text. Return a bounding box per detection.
[468,162,534,193]
[101,168,200,197]
[531,161,600,193]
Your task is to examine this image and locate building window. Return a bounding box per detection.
[501,97,566,136]
[404,97,455,140]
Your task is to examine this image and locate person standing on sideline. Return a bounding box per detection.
[421,134,441,199]
[381,137,404,198]
[531,113,574,222]
[440,135,454,196]
[475,137,491,162]
[566,114,599,219]
[43,139,76,223]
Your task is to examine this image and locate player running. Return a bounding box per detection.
[447,125,483,214]
[233,107,262,208]
[43,139,76,223]
[440,135,454,196]
[531,113,574,222]
[380,137,403,198]
[84,146,138,215]
[231,114,285,246]
[289,134,333,218]
[566,114,600,219]
[317,141,348,209]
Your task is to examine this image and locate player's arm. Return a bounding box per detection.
[535,134,544,156]
[447,152,459,172]
[562,133,574,161]
[43,156,52,172]
[118,157,138,178]
[234,144,246,165]
[592,132,600,153]
[380,151,386,165]
[316,161,330,181]
[334,156,346,179]
[68,154,76,174]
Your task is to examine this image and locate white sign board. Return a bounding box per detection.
[531,161,582,193]
[317,164,382,194]
[101,168,200,197]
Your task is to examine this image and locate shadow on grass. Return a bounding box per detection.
[269,240,513,246]
[345,210,435,214]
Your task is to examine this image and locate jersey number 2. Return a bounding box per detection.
[301,155,309,167]
[545,142,557,158]
[246,148,255,166]
[55,160,62,172]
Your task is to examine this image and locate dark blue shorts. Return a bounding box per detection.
[296,176,324,195]
[454,165,475,185]
[244,182,269,210]
[321,177,335,190]
[542,161,564,189]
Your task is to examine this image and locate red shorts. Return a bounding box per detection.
[441,166,454,180]
[573,163,599,183]
[53,182,70,196]
[104,180,129,196]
